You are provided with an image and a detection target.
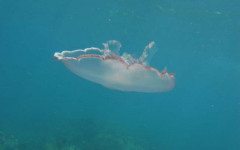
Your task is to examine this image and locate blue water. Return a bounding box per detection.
[0,0,239,150]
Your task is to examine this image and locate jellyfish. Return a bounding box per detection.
[54,40,175,93]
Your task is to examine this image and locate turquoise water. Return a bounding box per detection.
[0,0,239,149]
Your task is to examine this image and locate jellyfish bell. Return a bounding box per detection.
[54,40,175,93]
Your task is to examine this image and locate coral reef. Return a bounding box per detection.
[0,119,151,150]
[44,143,81,150]
[89,132,144,150]
[0,130,19,150]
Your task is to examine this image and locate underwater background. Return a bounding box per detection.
[0,0,239,150]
